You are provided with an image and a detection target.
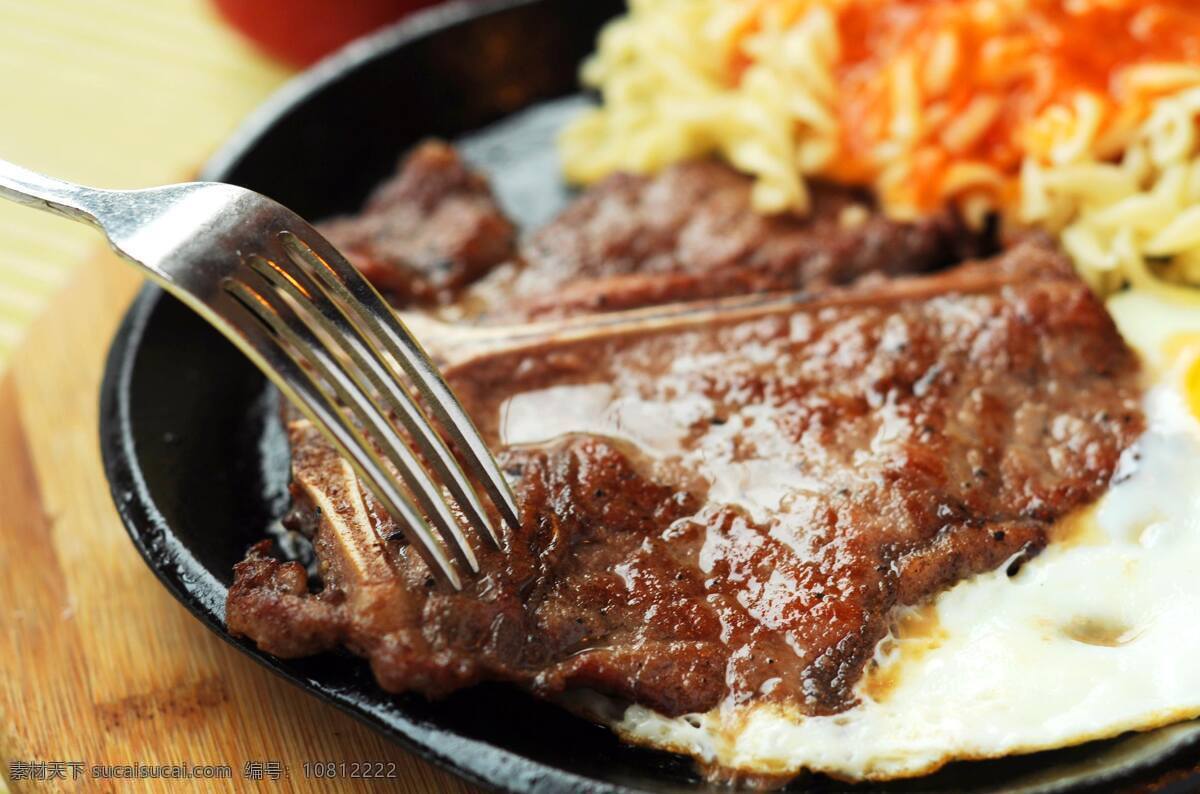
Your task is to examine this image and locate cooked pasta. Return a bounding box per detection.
[560,0,840,214]
[560,0,1200,295]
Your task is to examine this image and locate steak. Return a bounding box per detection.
[487,160,988,320]
[318,140,517,305]
[318,141,989,318]
[227,238,1144,719]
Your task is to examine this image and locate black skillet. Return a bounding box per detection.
[98,0,1200,790]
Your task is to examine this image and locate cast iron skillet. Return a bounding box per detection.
[99,0,1200,790]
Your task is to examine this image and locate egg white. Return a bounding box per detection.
[608,288,1200,780]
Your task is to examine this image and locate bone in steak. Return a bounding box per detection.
[227,237,1143,720]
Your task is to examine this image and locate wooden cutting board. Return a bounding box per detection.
[0,252,479,793]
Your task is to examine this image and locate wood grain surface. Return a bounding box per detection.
[0,0,289,365]
[0,253,480,793]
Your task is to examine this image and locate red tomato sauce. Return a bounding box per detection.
[730,0,1200,209]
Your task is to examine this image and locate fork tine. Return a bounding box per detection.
[230,270,480,574]
[279,231,522,532]
[224,276,478,580]
[218,284,462,588]
[248,251,504,550]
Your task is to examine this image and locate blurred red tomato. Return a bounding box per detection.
[212,0,444,67]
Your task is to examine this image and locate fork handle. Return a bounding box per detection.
[0,158,103,225]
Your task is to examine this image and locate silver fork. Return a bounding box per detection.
[0,159,520,588]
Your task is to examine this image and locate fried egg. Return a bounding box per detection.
[602,288,1200,780]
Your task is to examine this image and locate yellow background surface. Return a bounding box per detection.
[0,0,290,364]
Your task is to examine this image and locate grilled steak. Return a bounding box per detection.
[319,141,988,318]
[319,140,517,305]
[488,160,987,320]
[227,238,1143,718]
